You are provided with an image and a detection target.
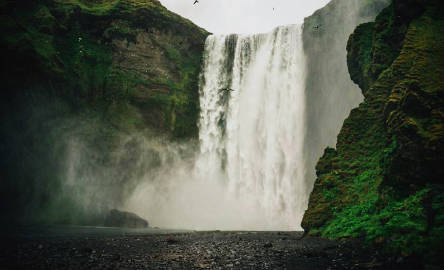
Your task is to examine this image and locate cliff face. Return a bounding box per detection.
[302,0,444,266]
[0,0,208,225]
[302,0,388,197]
[2,0,208,137]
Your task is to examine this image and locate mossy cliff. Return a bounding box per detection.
[302,0,444,267]
[302,0,389,200]
[1,0,208,137]
[0,0,208,224]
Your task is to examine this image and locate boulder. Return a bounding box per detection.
[104,209,149,228]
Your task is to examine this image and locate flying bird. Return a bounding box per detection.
[219,88,236,93]
[193,0,198,5]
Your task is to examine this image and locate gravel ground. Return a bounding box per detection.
[0,227,418,269]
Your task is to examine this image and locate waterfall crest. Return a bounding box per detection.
[197,25,307,230]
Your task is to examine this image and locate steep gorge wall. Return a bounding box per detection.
[302,0,388,196]
[0,0,208,225]
[302,0,444,267]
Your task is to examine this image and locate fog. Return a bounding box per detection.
[124,151,270,230]
[2,0,388,230]
[122,0,389,230]
[62,130,278,230]
[125,24,308,231]
[159,0,330,34]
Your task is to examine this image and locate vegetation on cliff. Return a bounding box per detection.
[302,0,389,201]
[0,0,208,225]
[2,0,207,137]
[302,0,444,267]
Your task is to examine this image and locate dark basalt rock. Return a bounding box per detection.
[104,209,149,228]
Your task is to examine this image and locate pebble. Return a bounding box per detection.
[2,230,401,269]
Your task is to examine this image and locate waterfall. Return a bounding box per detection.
[197,25,307,230]
[96,2,389,231]
[125,25,308,230]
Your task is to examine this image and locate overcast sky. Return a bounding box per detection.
[159,0,331,34]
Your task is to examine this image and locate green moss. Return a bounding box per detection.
[347,22,375,92]
[1,0,207,226]
[304,1,444,267]
[6,0,206,138]
[55,0,121,15]
[104,21,138,42]
[164,45,181,62]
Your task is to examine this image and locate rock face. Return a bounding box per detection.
[302,0,444,267]
[2,0,208,138]
[302,0,389,198]
[0,0,208,225]
[104,209,148,228]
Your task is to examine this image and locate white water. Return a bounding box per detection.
[126,25,308,230]
[196,25,307,230]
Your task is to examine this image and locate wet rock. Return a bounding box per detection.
[80,247,93,254]
[111,254,121,261]
[104,209,149,228]
[3,229,421,270]
[166,237,179,244]
[263,242,273,248]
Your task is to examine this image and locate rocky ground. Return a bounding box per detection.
[0,227,417,269]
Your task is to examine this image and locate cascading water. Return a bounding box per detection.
[64,1,388,231]
[197,25,307,230]
[125,25,309,230]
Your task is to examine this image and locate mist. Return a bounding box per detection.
[122,0,388,230]
[0,0,388,231]
[64,0,388,230]
[60,129,285,230]
[4,0,441,268]
[124,154,271,230]
[126,24,307,231]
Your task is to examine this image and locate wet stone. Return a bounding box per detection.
[1,229,412,269]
